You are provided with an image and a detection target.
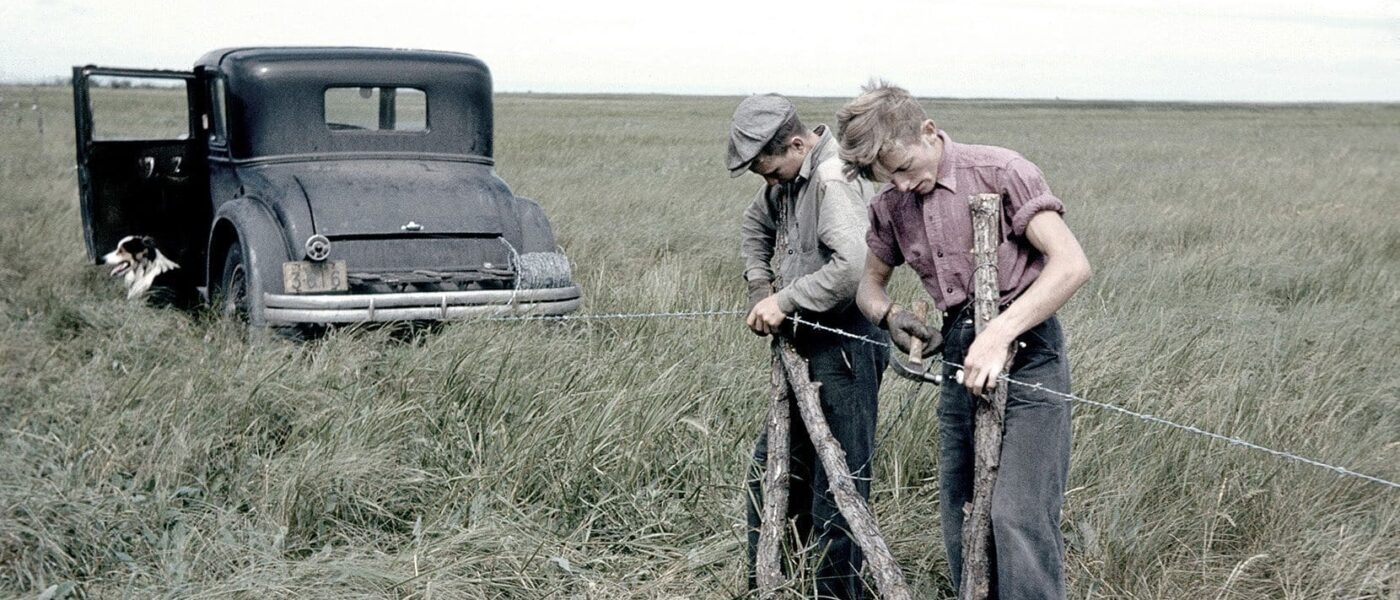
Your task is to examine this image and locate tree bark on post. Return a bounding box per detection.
[776,340,912,600]
[755,354,791,593]
[959,193,1017,600]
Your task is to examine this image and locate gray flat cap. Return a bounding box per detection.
[726,93,796,177]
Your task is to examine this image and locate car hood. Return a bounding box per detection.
[287,160,516,237]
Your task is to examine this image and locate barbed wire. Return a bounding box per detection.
[784,313,1400,491]
[472,307,1398,490]
[485,308,745,322]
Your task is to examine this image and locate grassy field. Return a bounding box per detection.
[1,84,1397,599]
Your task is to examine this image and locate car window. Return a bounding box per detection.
[208,77,229,147]
[87,75,189,141]
[324,87,427,132]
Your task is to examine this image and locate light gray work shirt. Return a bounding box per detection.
[740,125,877,314]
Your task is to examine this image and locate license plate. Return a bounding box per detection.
[283,260,348,294]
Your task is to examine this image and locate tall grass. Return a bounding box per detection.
[1,85,1396,598]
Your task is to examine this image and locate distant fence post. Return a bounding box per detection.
[958,193,1017,600]
[32,87,43,137]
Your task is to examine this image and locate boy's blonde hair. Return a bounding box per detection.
[836,80,928,181]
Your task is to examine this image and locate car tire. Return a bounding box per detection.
[217,241,252,321]
[216,239,314,340]
[515,251,573,289]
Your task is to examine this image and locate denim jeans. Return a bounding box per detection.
[745,326,888,599]
[938,310,1073,600]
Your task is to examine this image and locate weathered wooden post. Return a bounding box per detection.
[959,193,1017,600]
[755,213,795,594]
[755,355,791,592]
[777,341,912,600]
[32,88,44,137]
[755,202,908,597]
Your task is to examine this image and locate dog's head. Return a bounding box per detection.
[102,235,161,278]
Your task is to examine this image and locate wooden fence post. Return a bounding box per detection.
[777,341,912,600]
[755,354,791,592]
[32,88,43,137]
[958,193,1017,600]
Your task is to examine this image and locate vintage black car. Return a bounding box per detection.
[72,47,581,329]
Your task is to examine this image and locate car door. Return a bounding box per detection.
[71,66,211,274]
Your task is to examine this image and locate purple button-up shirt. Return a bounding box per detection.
[866,131,1065,311]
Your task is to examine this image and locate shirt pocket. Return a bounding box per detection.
[794,245,825,279]
[897,217,934,273]
[792,202,820,253]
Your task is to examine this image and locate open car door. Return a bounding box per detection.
[72,66,210,278]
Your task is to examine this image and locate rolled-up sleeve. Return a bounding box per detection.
[739,188,777,283]
[865,193,904,267]
[774,179,869,313]
[1002,157,1065,237]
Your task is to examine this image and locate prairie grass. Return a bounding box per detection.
[0,85,1397,598]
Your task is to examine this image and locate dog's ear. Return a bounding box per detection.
[128,236,157,261]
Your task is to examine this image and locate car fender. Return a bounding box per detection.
[513,196,558,253]
[208,197,293,324]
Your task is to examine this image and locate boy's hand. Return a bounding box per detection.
[962,326,1011,396]
[745,279,776,336]
[883,304,941,358]
[746,295,787,336]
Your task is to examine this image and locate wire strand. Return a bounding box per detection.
[783,313,1400,491]
[471,307,1398,490]
[485,309,746,322]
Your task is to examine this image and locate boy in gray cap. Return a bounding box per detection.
[729,93,886,599]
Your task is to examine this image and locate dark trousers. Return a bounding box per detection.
[746,330,887,599]
[938,311,1073,600]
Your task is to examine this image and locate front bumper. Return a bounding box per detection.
[262,286,581,324]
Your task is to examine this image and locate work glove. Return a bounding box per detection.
[881,303,943,358]
[746,278,774,313]
[746,278,776,336]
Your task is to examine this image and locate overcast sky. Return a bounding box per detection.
[1,0,1396,102]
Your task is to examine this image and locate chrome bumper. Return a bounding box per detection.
[262,286,581,323]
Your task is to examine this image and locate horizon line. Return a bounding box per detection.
[1,79,1396,106]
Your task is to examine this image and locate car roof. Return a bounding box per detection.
[195,46,488,74]
[198,47,496,159]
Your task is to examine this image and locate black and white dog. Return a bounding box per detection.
[103,235,197,308]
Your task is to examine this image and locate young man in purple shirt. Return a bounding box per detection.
[836,82,1092,599]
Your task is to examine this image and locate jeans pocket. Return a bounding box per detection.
[1021,316,1063,352]
[1012,320,1067,378]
